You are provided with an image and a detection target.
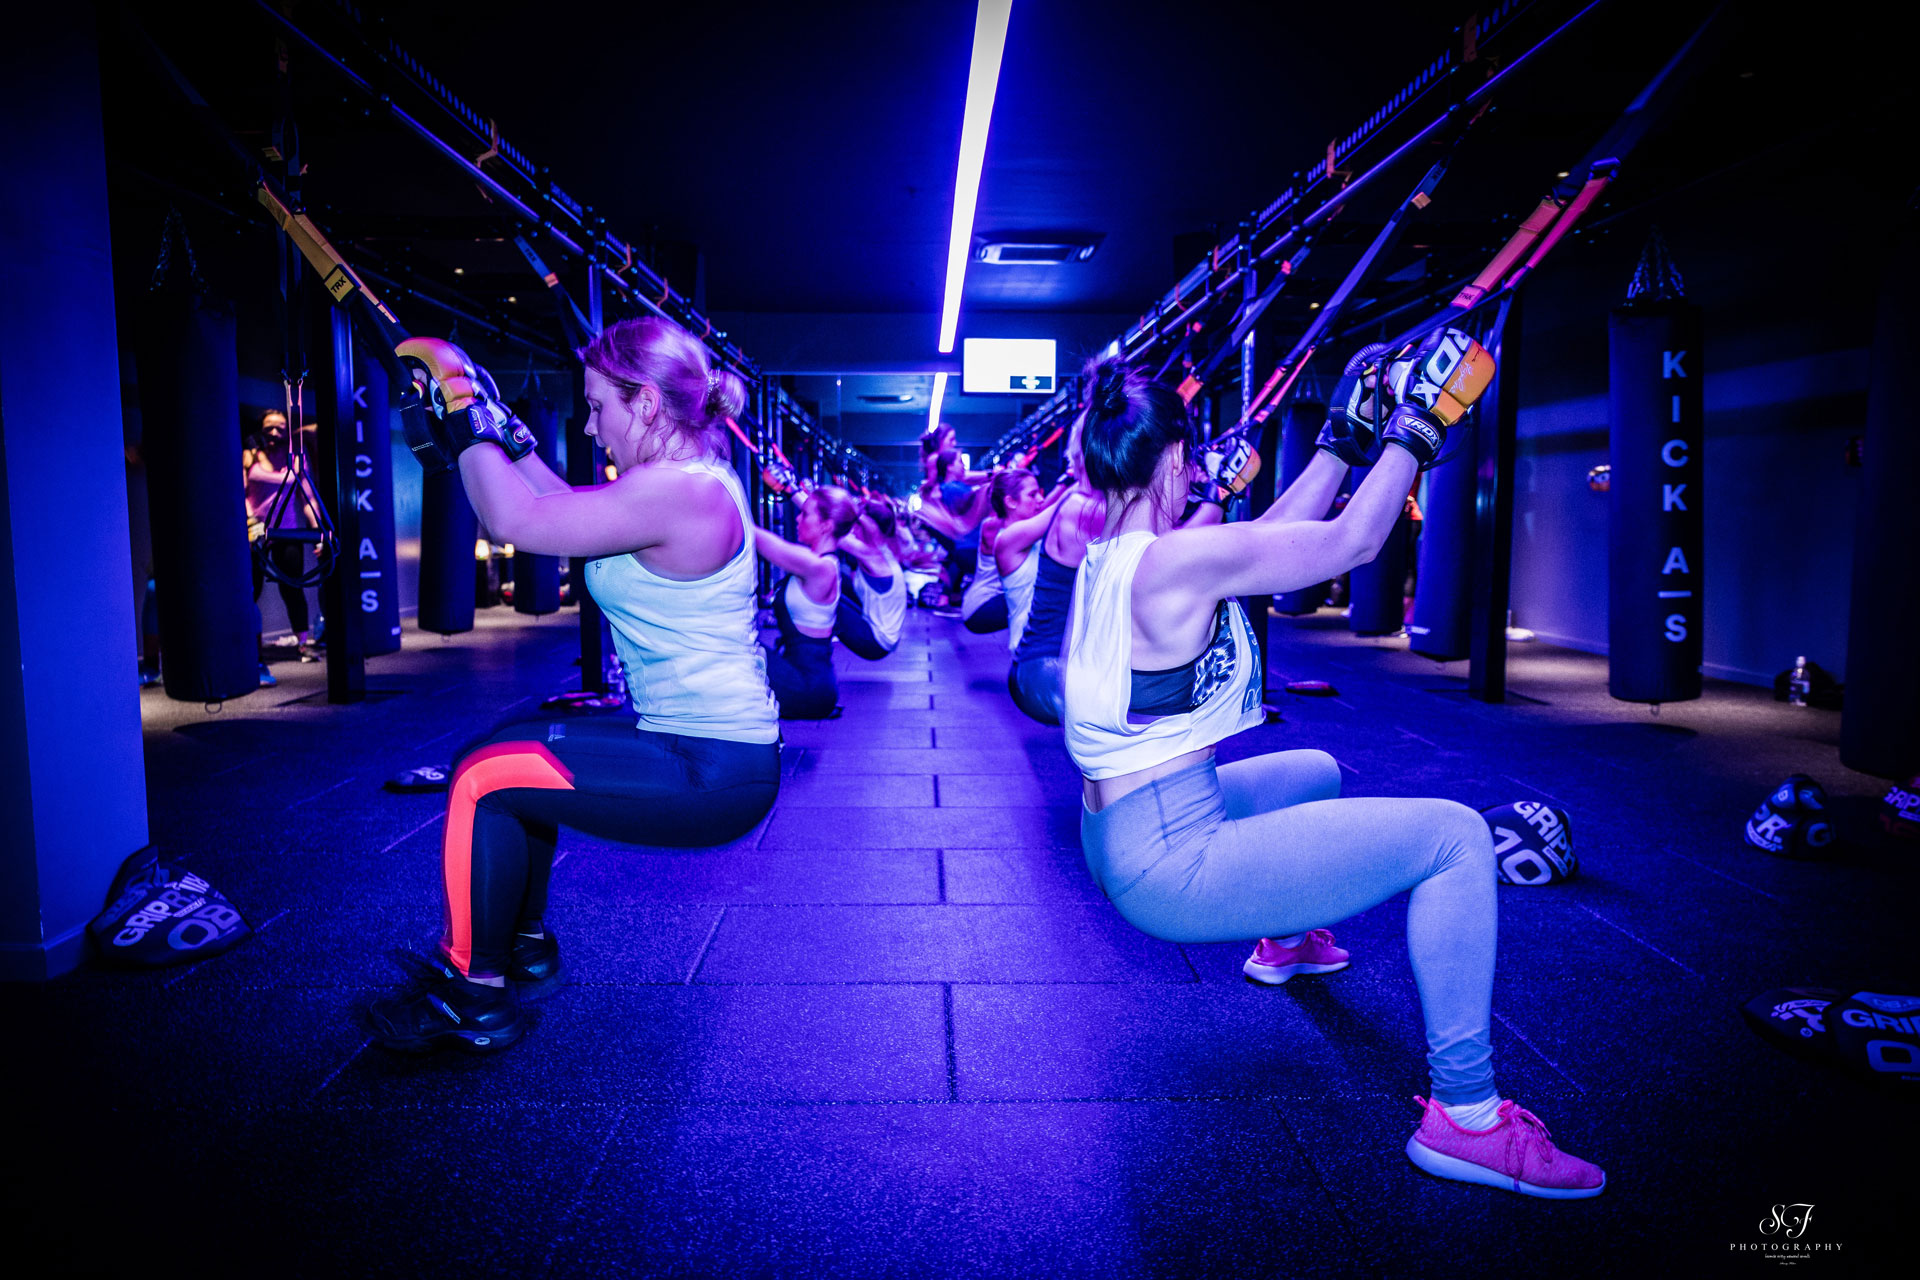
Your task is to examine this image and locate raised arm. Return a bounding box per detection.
[1256,449,1349,525]
[753,527,839,603]
[458,445,733,560]
[993,483,1070,571]
[1140,446,1420,608]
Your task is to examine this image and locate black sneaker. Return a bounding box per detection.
[366,951,525,1054]
[508,930,566,1001]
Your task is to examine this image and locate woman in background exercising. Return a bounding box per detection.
[756,486,860,719]
[835,497,908,660]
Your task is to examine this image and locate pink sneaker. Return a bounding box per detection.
[1405,1096,1606,1199]
[1242,930,1350,985]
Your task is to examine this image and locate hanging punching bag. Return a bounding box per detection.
[137,231,257,703]
[1608,231,1703,704]
[1349,482,1413,636]
[1408,427,1477,660]
[1841,211,1920,778]
[1272,400,1330,615]
[512,394,562,616]
[416,465,475,636]
[351,346,402,655]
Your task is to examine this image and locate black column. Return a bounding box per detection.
[1841,214,1920,778]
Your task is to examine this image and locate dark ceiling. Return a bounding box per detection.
[363,0,1468,317]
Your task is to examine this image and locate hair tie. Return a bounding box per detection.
[706,370,720,397]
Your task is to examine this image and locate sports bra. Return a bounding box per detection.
[1128,601,1234,714]
[1063,531,1263,780]
[783,569,839,635]
[1011,502,1074,665]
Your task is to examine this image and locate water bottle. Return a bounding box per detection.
[1788,656,1810,707]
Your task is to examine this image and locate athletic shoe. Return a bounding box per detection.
[1404,1096,1606,1199]
[1243,930,1351,985]
[366,951,524,1054]
[298,643,322,664]
[508,930,566,1001]
[256,663,278,688]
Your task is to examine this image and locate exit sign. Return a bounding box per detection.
[963,338,1056,395]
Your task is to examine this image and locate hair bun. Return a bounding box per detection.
[1088,356,1131,417]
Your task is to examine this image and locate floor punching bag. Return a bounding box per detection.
[511,395,562,616]
[137,246,257,702]
[1408,432,1477,660]
[1272,400,1330,615]
[417,464,476,635]
[1609,233,1702,704]
[352,347,402,656]
[1841,212,1920,778]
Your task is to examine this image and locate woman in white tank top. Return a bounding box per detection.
[988,467,1068,653]
[365,318,781,1058]
[834,498,908,660]
[1064,354,1604,1199]
[754,487,859,719]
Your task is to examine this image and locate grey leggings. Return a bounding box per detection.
[1080,750,1497,1105]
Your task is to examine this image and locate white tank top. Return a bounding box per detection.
[961,532,1003,619]
[854,559,907,648]
[585,459,778,745]
[1063,531,1264,780]
[1002,542,1040,654]
[783,569,839,635]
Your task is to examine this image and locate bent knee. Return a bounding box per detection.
[1301,749,1342,798]
[1430,800,1494,875]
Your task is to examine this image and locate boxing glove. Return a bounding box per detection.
[1379,402,1447,468]
[395,337,537,471]
[1387,326,1496,426]
[1320,342,1395,468]
[1191,433,1261,505]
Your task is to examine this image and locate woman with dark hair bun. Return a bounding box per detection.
[366,317,777,1055]
[755,486,859,719]
[834,498,908,660]
[1062,355,1605,1199]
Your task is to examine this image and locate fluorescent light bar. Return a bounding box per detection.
[937,0,1013,354]
[928,372,949,435]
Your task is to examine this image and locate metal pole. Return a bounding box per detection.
[1468,292,1521,702]
[574,265,608,693]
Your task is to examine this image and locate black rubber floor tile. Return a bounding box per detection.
[797,746,1052,775]
[1,981,370,1111]
[778,721,934,749]
[758,804,1077,849]
[934,721,1064,749]
[555,845,940,905]
[525,903,723,985]
[776,771,938,807]
[942,847,1106,904]
[327,984,947,1106]
[547,1100,1356,1279]
[953,984,1384,1101]
[937,771,1068,808]
[698,904,1194,984]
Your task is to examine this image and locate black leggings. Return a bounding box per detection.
[835,595,895,661]
[1008,656,1064,726]
[251,539,310,633]
[439,715,780,978]
[765,582,839,719]
[963,595,1008,634]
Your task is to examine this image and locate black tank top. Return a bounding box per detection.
[1012,506,1077,665]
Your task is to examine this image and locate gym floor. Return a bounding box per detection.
[6,607,1912,1277]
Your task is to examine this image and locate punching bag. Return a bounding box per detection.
[1841,212,1920,778]
[1608,232,1702,704]
[136,253,257,702]
[1272,400,1330,615]
[351,347,402,655]
[511,394,562,616]
[1349,486,1412,636]
[416,465,475,635]
[1408,432,1477,660]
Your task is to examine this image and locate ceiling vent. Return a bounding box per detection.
[974,236,1101,265]
[858,394,916,405]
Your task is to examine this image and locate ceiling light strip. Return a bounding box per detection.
[928,372,950,435]
[937,0,1014,354]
